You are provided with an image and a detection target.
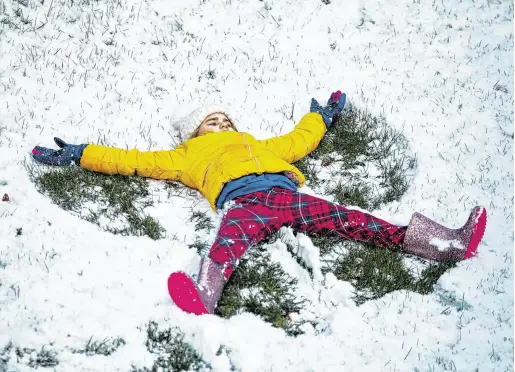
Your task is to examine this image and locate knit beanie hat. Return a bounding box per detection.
[170,104,236,142]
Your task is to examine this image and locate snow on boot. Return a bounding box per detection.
[168,257,226,315]
[402,206,487,262]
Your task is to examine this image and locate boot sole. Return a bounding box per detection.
[464,207,487,259]
[168,272,209,315]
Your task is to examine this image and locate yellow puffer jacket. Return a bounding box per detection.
[80,113,325,210]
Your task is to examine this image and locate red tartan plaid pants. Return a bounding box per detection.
[209,187,407,278]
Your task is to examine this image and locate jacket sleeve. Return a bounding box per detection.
[79,143,186,181]
[258,112,326,163]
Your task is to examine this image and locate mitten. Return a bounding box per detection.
[32,137,88,166]
[310,90,347,128]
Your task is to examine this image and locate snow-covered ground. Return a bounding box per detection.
[0,0,513,370]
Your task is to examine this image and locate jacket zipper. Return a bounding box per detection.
[202,153,224,188]
[241,133,261,171]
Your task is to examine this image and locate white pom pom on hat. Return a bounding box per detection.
[170,103,236,142]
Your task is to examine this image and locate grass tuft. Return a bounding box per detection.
[0,342,13,369]
[132,321,209,372]
[27,347,59,368]
[27,165,165,240]
[188,236,211,256]
[216,243,308,336]
[12,345,59,368]
[73,336,126,356]
[189,210,215,232]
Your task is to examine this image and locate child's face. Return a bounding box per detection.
[197,113,235,136]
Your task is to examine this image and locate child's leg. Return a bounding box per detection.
[280,189,486,262]
[168,192,285,315]
[284,191,406,249]
[208,196,284,278]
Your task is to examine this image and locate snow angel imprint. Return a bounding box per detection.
[31,91,487,315]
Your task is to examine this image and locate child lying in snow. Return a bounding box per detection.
[32,91,487,316]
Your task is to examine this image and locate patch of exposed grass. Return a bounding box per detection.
[27,347,59,368]
[295,102,417,210]
[132,321,209,372]
[189,210,215,232]
[72,336,126,357]
[27,165,165,240]
[308,232,346,257]
[327,242,455,305]
[0,342,13,370]
[188,236,210,256]
[294,156,321,189]
[216,244,308,336]
[9,345,60,369]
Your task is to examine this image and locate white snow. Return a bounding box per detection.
[0,0,513,370]
[429,237,465,251]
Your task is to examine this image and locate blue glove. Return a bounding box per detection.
[310,90,347,128]
[32,137,88,166]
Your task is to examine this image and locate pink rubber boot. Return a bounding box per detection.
[402,206,487,262]
[168,257,226,315]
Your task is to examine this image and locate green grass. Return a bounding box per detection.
[27,165,165,240]
[216,244,308,336]
[324,241,455,305]
[1,343,61,369]
[132,321,209,372]
[72,336,126,357]
[189,210,215,232]
[188,236,210,256]
[295,102,417,210]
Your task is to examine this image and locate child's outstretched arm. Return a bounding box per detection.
[80,144,185,180]
[260,91,346,164]
[259,113,326,163]
[32,137,186,181]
